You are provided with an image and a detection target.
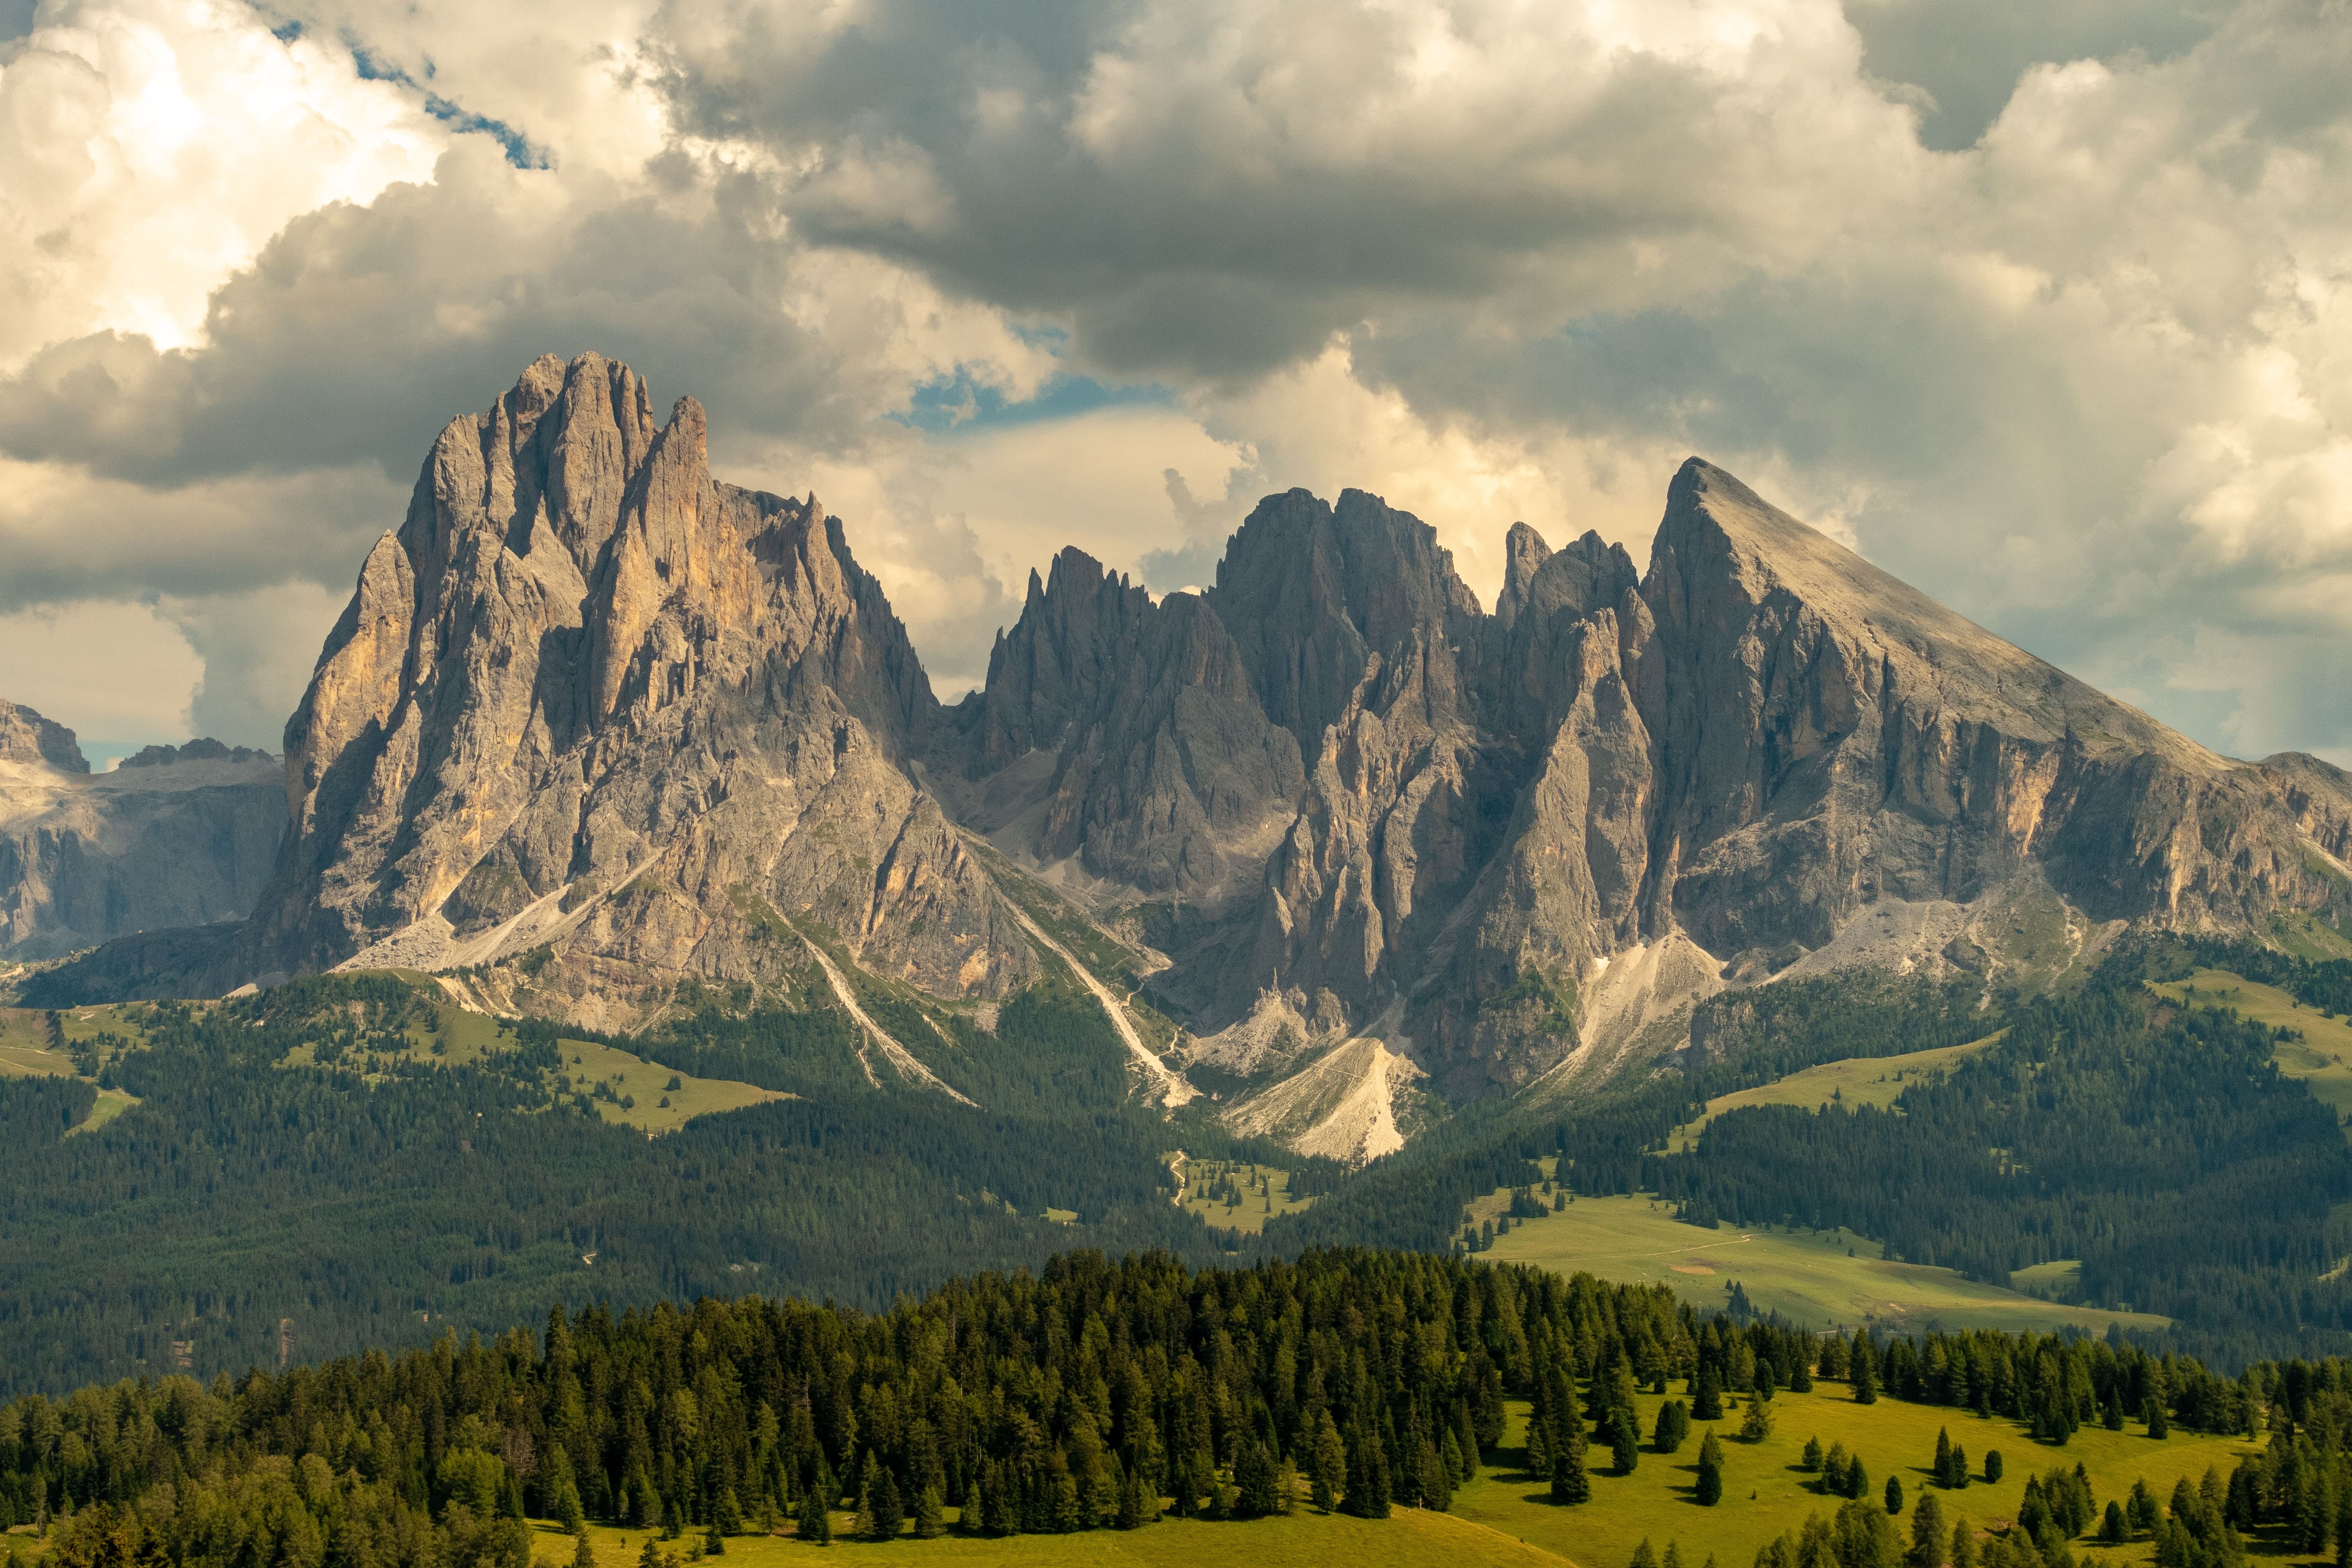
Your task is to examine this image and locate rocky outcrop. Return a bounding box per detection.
[0,700,88,773]
[1,708,283,960]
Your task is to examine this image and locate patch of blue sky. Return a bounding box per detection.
[894,370,1175,435]
[344,38,543,168]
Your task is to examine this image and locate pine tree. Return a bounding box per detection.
[1695,1363,1725,1421]
[1613,1422,1641,1475]
[1632,1539,1660,1568]
[1852,1333,1880,1405]
[1741,1396,1774,1444]
[1114,1468,1142,1531]
[573,1532,598,1568]
[868,1467,902,1542]
[705,1520,724,1557]
[1802,1436,1824,1473]
[2146,1368,2171,1439]
[1236,1442,1279,1518]
[639,1537,662,1568]
[796,1484,830,1545]
[1848,1459,1871,1503]
[1911,1491,1947,1568]
[1554,1410,1591,1504]
[1696,1432,1725,1507]
[913,1488,944,1540]
[1951,1517,1977,1568]
[1886,1476,1905,1516]
[1935,1429,1953,1489]
[1311,1413,1345,1512]
[852,1454,879,1542]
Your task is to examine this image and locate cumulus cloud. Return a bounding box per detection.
[0,0,2346,771]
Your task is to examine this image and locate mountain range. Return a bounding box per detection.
[18,352,2352,1160]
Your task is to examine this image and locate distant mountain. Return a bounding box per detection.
[30,355,2352,1157]
[0,701,283,962]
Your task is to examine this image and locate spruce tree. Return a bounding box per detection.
[1911,1492,1947,1568]
[795,1487,830,1546]
[1553,1417,1591,1504]
[1613,1422,1641,1475]
[572,1532,597,1568]
[1694,1363,1725,1421]
[868,1468,902,1542]
[1695,1432,1725,1507]
[1848,1459,1871,1502]
[912,1488,944,1540]
[1802,1436,1824,1473]
[1311,1413,1345,1512]
[1886,1476,1905,1516]
[1852,1333,1880,1405]
[1935,1429,1953,1489]
[1950,1517,1977,1568]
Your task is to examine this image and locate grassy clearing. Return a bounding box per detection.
[0,1005,143,1127]
[1175,1157,1318,1234]
[1665,1035,2004,1151]
[1482,1192,2169,1336]
[2148,969,2352,1123]
[25,989,785,1138]
[1453,1383,2256,1568]
[0,1006,72,1076]
[536,1504,1569,1568]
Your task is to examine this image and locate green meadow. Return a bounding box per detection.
[1482,1192,2169,1337]
[2149,968,2352,1123]
[1666,1036,2005,1151]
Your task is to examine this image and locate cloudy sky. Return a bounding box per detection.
[1,0,2346,766]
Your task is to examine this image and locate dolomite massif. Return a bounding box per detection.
[24,353,2352,1156]
[0,703,283,963]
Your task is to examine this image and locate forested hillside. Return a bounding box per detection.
[0,1249,2337,1567]
[11,938,2352,1398]
[0,973,1270,1393]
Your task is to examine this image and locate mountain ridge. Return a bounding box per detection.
[23,354,2352,1156]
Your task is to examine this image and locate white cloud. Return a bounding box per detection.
[0,599,199,751]
[0,0,2347,769]
[0,0,445,366]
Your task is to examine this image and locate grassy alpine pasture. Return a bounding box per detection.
[540,1508,1568,1568]
[1481,1192,2171,1336]
[1175,1156,1319,1233]
[0,1005,141,1129]
[1665,1035,2006,1151]
[2148,968,2352,1123]
[28,987,787,1138]
[1455,1382,2257,1568]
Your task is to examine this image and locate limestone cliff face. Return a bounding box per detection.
[1634,462,2340,967]
[0,701,88,773]
[0,706,283,961]
[934,548,1303,905]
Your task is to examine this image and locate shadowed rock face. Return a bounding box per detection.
[32,361,2352,1108]
[1,707,283,961]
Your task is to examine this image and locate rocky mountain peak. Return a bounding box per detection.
[0,700,88,773]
